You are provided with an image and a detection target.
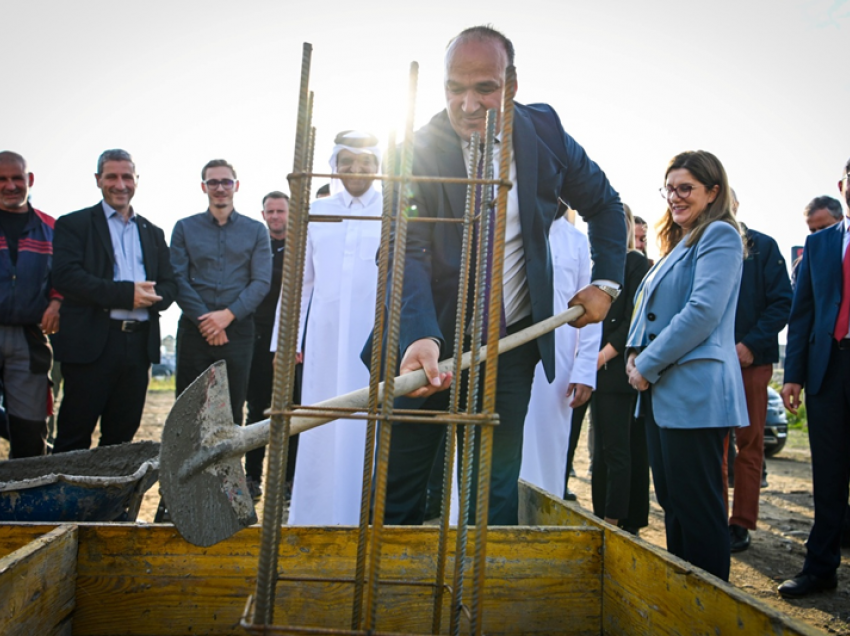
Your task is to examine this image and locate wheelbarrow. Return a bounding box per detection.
[0,441,159,522]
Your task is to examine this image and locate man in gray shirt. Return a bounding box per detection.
[170,159,271,431]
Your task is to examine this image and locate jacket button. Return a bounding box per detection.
[647,313,656,321]
[648,334,656,341]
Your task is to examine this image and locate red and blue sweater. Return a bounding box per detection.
[0,207,61,325]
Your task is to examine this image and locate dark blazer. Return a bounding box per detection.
[784,221,844,395]
[52,202,177,365]
[596,249,650,394]
[385,104,626,383]
[734,227,792,367]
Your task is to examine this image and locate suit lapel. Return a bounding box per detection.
[426,113,469,242]
[643,237,690,300]
[512,105,537,234]
[136,215,156,280]
[827,221,844,294]
[434,118,468,222]
[92,203,115,265]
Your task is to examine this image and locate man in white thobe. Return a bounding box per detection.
[520,217,602,496]
[277,130,383,525]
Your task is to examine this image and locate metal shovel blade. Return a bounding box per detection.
[159,360,257,546]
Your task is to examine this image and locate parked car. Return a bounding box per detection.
[764,385,788,457]
[151,355,176,379]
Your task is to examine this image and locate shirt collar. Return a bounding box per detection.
[102,200,135,222]
[341,187,378,209]
[205,209,239,224]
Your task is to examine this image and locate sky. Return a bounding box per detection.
[5,0,849,338]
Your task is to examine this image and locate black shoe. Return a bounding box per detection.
[563,488,577,502]
[729,524,751,552]
[761,477,769,488]
[247,478,263,502]
[778,572,838,598]
[620,525,641,537]
[154,499,171,523]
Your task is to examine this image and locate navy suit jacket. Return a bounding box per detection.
[784,221,845,395]
[377,103,625,385]
[52,202,177,365]
[734,227,792,367]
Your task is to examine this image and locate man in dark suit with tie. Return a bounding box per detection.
[52,149,176,452]
[379,26,627,525]
[781,157,850,597]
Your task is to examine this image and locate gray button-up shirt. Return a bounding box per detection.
[170,210,272,323]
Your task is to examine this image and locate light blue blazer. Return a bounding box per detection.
[626,221,748,430]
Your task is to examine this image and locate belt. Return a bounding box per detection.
[110,319,150,333]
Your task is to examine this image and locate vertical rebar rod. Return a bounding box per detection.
[454,116,497,636]
[431,135,481,635]
[254,42,313,627]
[363,61,419,633]
[352,132,397,630]
[471,65,517,636]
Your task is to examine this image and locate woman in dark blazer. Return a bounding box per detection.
[590,205,650,529]
[626,150,747,581]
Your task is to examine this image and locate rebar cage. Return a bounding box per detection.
[243,42,517,636]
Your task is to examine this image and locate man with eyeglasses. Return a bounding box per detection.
[271,130,383,525]
[52,149,176,452]
[170,159,271,453]
[781,160,850,598]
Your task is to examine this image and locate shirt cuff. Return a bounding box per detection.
[591,279,621,291]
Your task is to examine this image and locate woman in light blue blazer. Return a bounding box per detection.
[626,150,748,581]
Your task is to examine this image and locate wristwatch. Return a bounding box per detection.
[592,282,620,301]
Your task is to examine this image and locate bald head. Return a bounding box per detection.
[446,26,515,69]
[0,151,33,213]
[443,27,517,142]
[0,151,27,172]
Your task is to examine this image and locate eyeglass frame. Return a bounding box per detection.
[204,178,237,189]
[658,183,707,200]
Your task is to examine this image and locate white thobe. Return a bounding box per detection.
[520,219,602,496]
[278,187,382,525]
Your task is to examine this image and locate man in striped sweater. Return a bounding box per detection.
[0,151,60,458]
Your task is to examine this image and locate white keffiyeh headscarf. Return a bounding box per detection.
[328,130,382,196]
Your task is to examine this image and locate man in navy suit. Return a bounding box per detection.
[379,26,626,525]
[52,149,176,452]
[781,158,850,597]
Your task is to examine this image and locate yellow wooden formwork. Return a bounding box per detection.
[519,480,825,636]
[0,524,76,636]
[0,481,827,636]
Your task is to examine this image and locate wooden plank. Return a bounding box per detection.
[518,481,827,636]
[0,525,77,636]
[0,523,61,558]
[65,524,602,636]
[602,530,826,636]
[518,478,588,526]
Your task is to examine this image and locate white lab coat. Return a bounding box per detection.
[520,219,601,496]
[274,187,382,525]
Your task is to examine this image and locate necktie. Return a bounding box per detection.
[468,146,507,344]
[835,239,850,341]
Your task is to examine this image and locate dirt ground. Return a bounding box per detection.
[3,389,850,634]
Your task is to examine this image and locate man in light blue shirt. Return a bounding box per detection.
[53,149,177,452]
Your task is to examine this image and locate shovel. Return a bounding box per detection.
[159,305,585,546]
